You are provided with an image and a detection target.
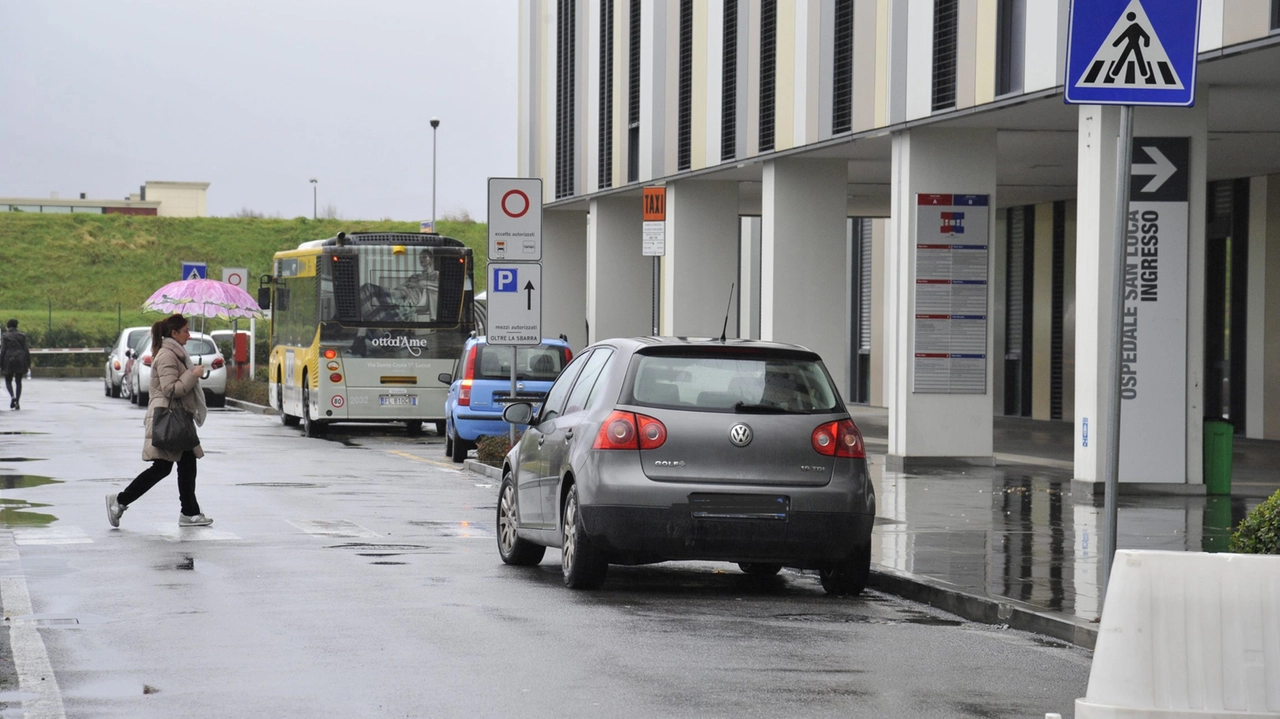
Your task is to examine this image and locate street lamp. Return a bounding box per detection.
[430,117,440,230]
[309,178,317,220]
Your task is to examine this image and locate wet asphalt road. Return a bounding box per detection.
[0,380,1090,718]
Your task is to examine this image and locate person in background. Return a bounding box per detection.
[106,314,213,528]
[0,319,31,410]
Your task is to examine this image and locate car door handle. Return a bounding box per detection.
[537,435,545,447]
[564,430,573,443]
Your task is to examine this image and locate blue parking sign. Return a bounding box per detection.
[492,266,518,292]
[1064,0,1200,106]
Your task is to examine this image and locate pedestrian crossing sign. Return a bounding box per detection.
[1065,0,1200,106]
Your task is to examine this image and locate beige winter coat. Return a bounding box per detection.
[142,337,208,462]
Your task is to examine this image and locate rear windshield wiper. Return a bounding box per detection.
[733,402,787,414]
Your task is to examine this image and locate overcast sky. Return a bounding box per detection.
[0,1,518,222]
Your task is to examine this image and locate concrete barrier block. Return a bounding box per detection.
[1076,550,1280,718]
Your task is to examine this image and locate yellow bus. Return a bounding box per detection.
[260,231,477,436]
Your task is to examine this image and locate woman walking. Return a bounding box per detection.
[106,314,213,527]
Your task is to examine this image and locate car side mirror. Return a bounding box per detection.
[437,372,452,385]
[125,350,133,359]
[502,402,534,425]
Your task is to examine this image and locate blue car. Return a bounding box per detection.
[440,336,572,462]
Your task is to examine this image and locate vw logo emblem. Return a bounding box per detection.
[729,423,753,447]
[517,382,525,391]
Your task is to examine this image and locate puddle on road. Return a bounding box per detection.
[153,555,196,571]
[237,482,325,488]
[0,499,57,528]
[370,561,407,566]
[0,458,43,463]
[327,543,432,551]
[0,431,46,436]
[408,520,493,538]
[0,475,60,490]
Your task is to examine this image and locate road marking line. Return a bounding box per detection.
[0,536,67,719]
[12,528,92,546]
[287,519,381,538]
[384,450,462,471]
[151,525,241,542]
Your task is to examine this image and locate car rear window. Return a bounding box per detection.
[625,352,840,413]
[475,345,568,381]
[186,339,217,355]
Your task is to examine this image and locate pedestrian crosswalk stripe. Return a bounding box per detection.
[288,519,381,538]
[1075,0,1183,90]
[13,527,92,546]
[153,525,241,541]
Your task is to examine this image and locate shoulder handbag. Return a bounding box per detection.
[152,388,200,453]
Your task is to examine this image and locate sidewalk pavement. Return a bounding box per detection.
[232,395,1277,649]
[845,405,1280,649]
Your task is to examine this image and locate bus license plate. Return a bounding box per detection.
[380,395,417,406]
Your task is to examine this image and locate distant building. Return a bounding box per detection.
[0,180,210,217]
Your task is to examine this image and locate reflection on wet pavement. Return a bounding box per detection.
[870,462,1267,622]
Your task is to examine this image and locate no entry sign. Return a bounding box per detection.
[488,178,543,262]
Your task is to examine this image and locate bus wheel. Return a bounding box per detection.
[279,372,299,427]
[302,380,325,437]
[405,420,423,436]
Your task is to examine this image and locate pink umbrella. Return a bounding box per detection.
[143,279,264,333]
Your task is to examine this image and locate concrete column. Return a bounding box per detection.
[1073,102,1208,489]
[1263,176,1280,440]
[662,180,740,337]
[543,209,589,351]
[1245,175,1267,439]
[760,157,850,398]
[587,196,650,344]
[886,127,998,467]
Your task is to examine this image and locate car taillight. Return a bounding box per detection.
[636,413,666,449]
[594,411,637,449]
[811,419,865,458]
[323,348,338,360]
[593,411,666,450]
[142,354,152,367]
[458,345,478,407]
[211,358,225,370]
[563,348,573,363]
[113,360,121,371]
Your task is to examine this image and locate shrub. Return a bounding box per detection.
[226,375,269,406]
[476,432,521,468]
[1229,489,1280,554]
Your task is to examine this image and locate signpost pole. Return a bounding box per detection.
[652,258,659,335]
[1102,105,1134,604]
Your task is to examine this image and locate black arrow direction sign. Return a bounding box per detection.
[524,280,535,310]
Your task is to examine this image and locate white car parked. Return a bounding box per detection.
[103,326,150,398]
[130,331,227,408]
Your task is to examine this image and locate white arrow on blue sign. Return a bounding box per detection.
[486,263,542,346]
[1064,0,1201,106]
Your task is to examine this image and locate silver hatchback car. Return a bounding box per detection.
[497,337,875,595]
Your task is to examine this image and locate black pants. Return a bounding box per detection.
[3,373,20,402]
[119,451,201,516]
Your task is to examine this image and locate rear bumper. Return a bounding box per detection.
[453,413,514,441]
[578,505,874,567]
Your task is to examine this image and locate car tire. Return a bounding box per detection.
[561,485,607,590]
[434,420,446,436]
[279,372,299,426]
[137,389,148,406]
[449,427,468,463]
[104,378,112,397]
[207,392,226,409]
[819,543,871,597]
[497,474,546,566]
[444,428,454,458]
[739,563,782,577]
[111,382,121,399]
[302,381,324,437]
[405,420,423,436]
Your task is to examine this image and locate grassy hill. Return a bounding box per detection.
[0,214,489,354]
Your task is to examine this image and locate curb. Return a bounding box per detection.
[462,463,1098,649]
[226,398,278,416]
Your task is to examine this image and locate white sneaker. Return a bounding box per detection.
[179,513,213,527]
[105,493,127,528]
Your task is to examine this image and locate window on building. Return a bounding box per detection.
[627,0,641,183]
[721,0,738,161]
[996,0,1025,96]
[1004,206,1033,417]
[1273,0,1280,29]
[677,0,693,171]
[759,0,777,151]
[931,0,958,112]
[599,0,614,190]
[832,0,855,134]
[556,0,577,199]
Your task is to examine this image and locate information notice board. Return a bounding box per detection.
[913,194,990,394]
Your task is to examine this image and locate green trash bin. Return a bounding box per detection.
[1203,420,1234,496]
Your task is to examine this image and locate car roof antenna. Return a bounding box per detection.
[719,283,736,343]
